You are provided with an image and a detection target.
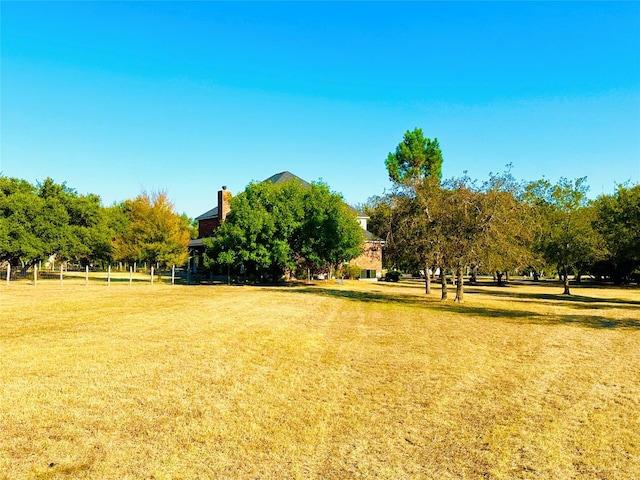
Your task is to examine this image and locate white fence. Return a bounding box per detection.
[5,264,183,286]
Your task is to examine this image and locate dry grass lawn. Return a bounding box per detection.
[1,278,639,479]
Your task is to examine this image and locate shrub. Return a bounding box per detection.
[385,271,402,282]
[341,264,361,280]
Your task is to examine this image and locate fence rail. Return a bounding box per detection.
[4,265,188,286]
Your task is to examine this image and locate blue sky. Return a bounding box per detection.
[2,1,639,217]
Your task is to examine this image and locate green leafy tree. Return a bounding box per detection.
[0,177,44,269]
[594,184,640,284]
[205,180,306,281]
[39,179,114,265]
[205,180,363,282]
[437,176,489,302]
[298,183,364,277]
[396,178,446,294]
[385,128,443,185]
[382,129,444,294]
[0,176,115,269]
[391,170,532,302]
[524,177,601,295]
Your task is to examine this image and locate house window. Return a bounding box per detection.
[360,269,376,279]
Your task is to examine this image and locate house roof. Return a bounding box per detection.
[188,238,205,248]
[194,171,368,219]
[265,172,369,217]
[195,206,218,221]
[263,171,312,188]
[364,230,384,242]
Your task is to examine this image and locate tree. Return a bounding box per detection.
[113,191,191,269]
[524,177,601,295]
[0,177,44,268]
[298,183,364,277]
[391,170,531,302]
[385,128,443,185]
[0,176,115,269]
[593,184,640,284]
[380,129,536,302]
[204,180,364,282]
[204,180,305,281]
[437,176,489,302]
[476,170,535,286]
[398,177,446,294]
[383,129,444,295]
[364,190,442,294]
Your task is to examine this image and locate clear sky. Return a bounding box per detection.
[2,1,639,218]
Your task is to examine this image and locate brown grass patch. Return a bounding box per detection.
[1,279,639,478]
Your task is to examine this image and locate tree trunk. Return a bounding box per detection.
[496,271,504,286]
[424,260,431,294]
[454,267,464,302]
[469,266,477,284]
[440,269,448,300]
[562,266,571,295]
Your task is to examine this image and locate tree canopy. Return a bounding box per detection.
[593,184,640,284]
[204,180,363,282]
[524,177,603,295]
[0,177,193,271]
[113,191,192,269]
[372,131,549,299]
[385,128,443,185]
[0,176,113,268]
[2,141,636,292]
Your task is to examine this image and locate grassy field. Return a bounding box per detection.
[1,278,639,479]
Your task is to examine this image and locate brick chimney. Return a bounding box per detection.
[218,186,231,223]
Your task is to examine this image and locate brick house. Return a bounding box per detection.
[188,171,384,279]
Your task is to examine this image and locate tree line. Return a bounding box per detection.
[0,177,193,272]
[2,129,637,292]
[364,128,640,299]
[0,175,364,282]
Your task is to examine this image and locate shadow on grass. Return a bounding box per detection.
[548,314,640,329]
[463,287,640,309]
[290,286,640,330]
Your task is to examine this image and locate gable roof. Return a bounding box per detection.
[194,171,367,219]
[195,206,218,221]
[262,171,312,188]
[364,230,384,242]
[265,171,368,217]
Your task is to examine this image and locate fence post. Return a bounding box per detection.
[151,266,154,285]
[108,265,111,286]
[6,264,10,286]
[85,265,89,286]
[34,265,37,286]
[129,266,133,286]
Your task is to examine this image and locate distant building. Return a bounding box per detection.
[188,171,384,279]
